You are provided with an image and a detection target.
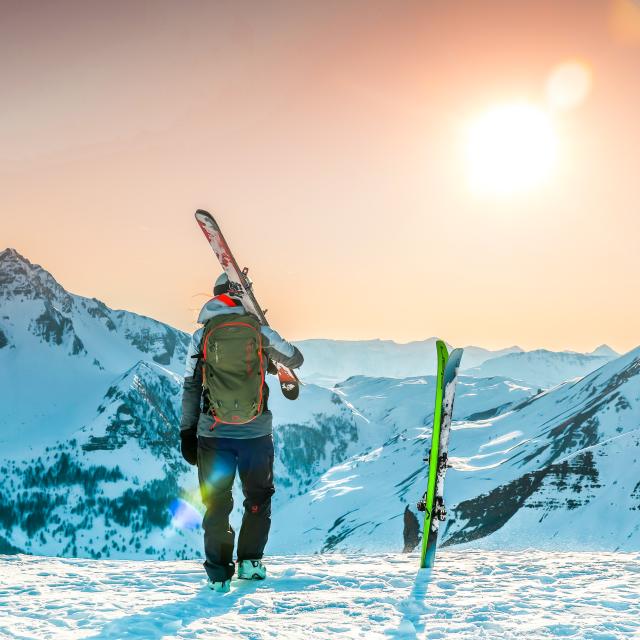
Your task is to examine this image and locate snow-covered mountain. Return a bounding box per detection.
[464,348,618,390]
[0,360,198,557]
[294,338,521,386]
[590,344,619,358]
[0,248,189,454]
[443,348,640,550]
[270,347,640,554]
[0,250,371,557]
[1,247,637,560]
[294,338,618,390]
[0,249,188,371]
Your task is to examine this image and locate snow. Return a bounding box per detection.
[1,551,638,639]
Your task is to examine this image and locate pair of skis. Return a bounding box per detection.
[418,340,463,569]
[194,209,300,400]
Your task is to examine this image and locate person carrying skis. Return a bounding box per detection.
[179,273,303,593]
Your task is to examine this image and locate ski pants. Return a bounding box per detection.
[197,434,275,582]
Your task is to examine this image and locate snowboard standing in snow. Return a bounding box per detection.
[418,342,464,569]
[195,209,300,400]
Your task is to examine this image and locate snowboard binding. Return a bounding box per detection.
[438,452,451,471]
[416,494,447,521]
[433,496,447,521]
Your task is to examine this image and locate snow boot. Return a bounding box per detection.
[207,579,231,593]
[237,559,267,580]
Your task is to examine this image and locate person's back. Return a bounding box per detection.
[179,273,303,592]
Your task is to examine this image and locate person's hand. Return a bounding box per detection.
[180,428,198,465]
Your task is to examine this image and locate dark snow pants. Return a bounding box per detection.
[197,434,275,582]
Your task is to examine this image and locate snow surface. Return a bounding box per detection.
[1,551,638,640]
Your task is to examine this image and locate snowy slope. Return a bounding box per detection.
[1,551,638,640]
[464,348,616,389]
[443,348,640,549]
[333,374,535,426]
[0,360,370,557]
[270,348,640,555]
[0,361,201,558]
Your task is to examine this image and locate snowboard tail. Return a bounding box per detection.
[195,209,300,400]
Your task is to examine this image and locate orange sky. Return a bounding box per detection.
[1,0,639,352]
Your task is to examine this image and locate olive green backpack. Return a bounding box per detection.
[201,313,265,425]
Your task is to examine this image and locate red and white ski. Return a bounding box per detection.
[195,209,300,400]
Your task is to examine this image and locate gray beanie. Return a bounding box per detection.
[213,273,230,296]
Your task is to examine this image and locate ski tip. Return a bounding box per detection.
[195,209,221,231]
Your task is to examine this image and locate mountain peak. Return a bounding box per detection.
[591,344,618,358]
[0,247,69,304]
[0,247,30,265]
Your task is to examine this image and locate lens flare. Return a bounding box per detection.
[546,61,592,111]
[169,498,202,530]
[609,0,640,45]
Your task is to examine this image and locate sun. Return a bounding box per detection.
[465,103,558,196]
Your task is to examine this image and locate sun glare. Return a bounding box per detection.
[466,103,558,196]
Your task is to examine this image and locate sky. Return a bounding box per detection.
[1,0,639,352]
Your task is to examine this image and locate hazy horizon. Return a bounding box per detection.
[2,0,639,353]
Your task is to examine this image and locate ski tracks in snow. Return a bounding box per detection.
[0,551,639,639]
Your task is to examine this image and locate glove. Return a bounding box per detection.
[180,428,198,466]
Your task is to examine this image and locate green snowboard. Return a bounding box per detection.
[418,339,448,568]
[418,341,464,568]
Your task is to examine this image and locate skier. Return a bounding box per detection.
[180,273,304,593]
